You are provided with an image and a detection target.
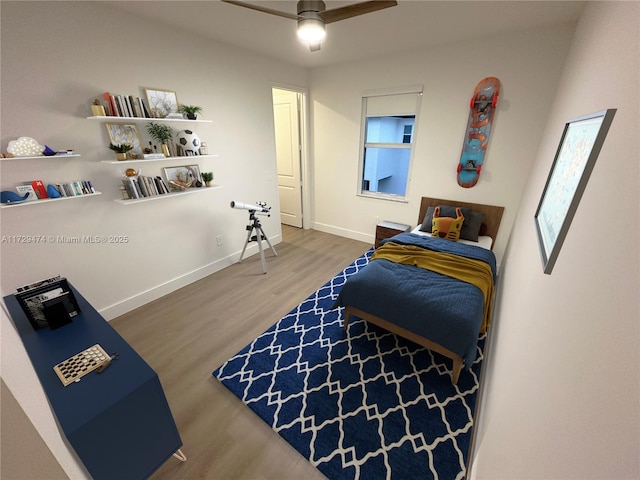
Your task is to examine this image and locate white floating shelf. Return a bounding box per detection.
[0,154,81,161]
[87,116,212,124]
[101,154,218,165]
[114,185,222,205]
[0,192,102,208]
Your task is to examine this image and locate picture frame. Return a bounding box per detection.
[144,88,179,118]
[534,109,616,274]
[162,165,202,191]
[105,123,143,157]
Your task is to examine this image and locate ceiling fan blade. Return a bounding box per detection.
[319,0,397,24]
[221,0,301,21]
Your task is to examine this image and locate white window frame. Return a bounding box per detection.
[357,85,423,202]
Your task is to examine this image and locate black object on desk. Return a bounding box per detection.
[4,283,183,480]
[15,277,79,330]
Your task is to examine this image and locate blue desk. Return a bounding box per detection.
[4,285,183,479]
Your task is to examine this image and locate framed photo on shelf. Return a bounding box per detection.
[144,88,178,118]
[163,164,201,191]
[534,108,616,274]
[105,123,143,157]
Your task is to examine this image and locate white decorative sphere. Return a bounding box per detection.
[176,129,201,155]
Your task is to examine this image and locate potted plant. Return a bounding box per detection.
[108,142,134,161]
[146,122,175,157]
[201,172,214,187]
[178,104,203,120]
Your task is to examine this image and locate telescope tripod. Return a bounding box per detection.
[238,210,277,274]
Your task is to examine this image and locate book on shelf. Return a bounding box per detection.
[15,184,38,201]
[15,180,95,200]
[130,96,142,117]
[113,95,123,116]
[144,153,166,160]
[140,98,151,118]
[103,91,118,117]
[63,183,74,196]
[61,183,75,196]
[121,175,175,200]
[122,177,140,199]
[98,91,153,118]
[136,176,149,197]
[31,180,49,199]
[115,95,126,116]
[146,176,158,195]
[123,96,133,117]
[52,181,97,197]
[155,176,170,194]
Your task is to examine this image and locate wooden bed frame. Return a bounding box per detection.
[343,197,505,384]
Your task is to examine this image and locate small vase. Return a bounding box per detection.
[187,113,197,120]
[205,181,211,187]
[161,144,170,157]
[91,105,106,116]
[115,152,127,161]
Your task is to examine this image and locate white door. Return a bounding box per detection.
[273,88,303,228]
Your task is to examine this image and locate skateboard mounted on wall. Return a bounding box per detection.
[457,77,501,188]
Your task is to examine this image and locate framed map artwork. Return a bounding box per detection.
[534,109,616,274]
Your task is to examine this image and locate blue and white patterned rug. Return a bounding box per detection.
[213,249,485,480]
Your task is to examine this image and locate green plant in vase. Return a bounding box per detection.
[201,172,214,187]
[108,142,134,160]
[146,122,175,157]
[178,104,203,120]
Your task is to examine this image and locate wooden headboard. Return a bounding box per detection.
[417,197,505,249]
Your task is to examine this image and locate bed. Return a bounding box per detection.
[333,197,504,384]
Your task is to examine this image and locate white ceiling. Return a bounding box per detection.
[108,1,586,68]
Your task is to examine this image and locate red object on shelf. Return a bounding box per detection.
[31,180,49,199]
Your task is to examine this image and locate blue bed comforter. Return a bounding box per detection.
[333,233,497,369]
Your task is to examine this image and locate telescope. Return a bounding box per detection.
[230,200,277,273]
[230,200,271,214]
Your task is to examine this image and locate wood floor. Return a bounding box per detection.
[110,226,371,480]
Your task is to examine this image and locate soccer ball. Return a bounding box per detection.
[176,129,201,155]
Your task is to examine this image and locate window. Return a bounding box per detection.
[358,86,423,200]
[403,125,413,144]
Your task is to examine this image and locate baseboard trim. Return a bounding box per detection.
[100,234,282,320]
[312,222,374,245]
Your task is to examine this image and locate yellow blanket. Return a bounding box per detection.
[371,242,495,332]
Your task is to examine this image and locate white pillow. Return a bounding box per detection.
[410,226,493,250]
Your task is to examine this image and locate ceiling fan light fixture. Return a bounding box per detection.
[223,0,398,52]
[297,15,326,44]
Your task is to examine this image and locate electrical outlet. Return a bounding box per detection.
[216,235,223,246]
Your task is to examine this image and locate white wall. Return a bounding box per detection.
[0,2,308,477]
[6,2,637,479]
[310,23,576,265]
[472,2,639,478]
[0,2,308,310]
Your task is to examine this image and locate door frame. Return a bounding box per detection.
[272,83,311,230]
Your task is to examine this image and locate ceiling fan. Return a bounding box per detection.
[222,0,398,51]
